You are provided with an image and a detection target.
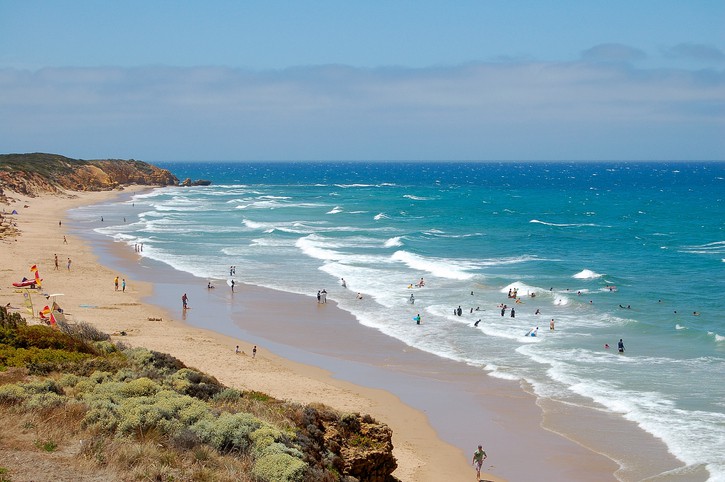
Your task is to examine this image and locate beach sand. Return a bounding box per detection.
[0,188,624,481]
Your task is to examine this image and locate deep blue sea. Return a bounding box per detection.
[70,161,725,480]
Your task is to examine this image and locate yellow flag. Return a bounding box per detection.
[23,290,33,316]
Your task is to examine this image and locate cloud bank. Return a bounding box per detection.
[1,58,723,161]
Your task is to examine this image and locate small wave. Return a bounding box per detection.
[334,183,374,188]
[709,332,725,342]
[403,194,434,201]
[680,241,725,255]
[675,324,687,330]
[384,236,403,248]
[573,269,604,280]
[530,219,601,228]
[391,250,474,280]
[374,213,389,221]
[327,206,343,214]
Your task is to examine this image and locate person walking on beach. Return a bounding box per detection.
[252,345,257,358]
[122,279,126,292]
[317,290,321,303]
[114,276,119,291]
[472,444,487,480]
[54,254,59,270]
[182,293,189,310]
[67,258,72,270]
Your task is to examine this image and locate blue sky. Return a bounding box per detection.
[1,1,723,161]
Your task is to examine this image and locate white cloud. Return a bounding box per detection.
[0,61,723,160]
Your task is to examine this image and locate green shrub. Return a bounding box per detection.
[0,306,26,329]
[57,373,80,388]
[0,383,26,404]
[252,453,307,482]
[0,345,92,374]
[191,412,261,453]
[119,377,159,398]
[24,391,67,410]
[167,368,222,400]
[14,325,96,353]
[212,388,241,404]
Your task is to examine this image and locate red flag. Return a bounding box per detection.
[49,312,57,327]
[30,264,38,272]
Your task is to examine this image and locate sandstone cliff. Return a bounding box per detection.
[0,153,179,197]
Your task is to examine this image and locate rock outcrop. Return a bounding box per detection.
[0,153,179,196]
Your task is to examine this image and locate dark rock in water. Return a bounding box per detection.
[180,178,212,187]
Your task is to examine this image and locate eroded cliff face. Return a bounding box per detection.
[0,153,178,197]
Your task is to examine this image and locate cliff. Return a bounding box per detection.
[0,153,179,197]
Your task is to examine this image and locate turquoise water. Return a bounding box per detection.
[70,161,725,480]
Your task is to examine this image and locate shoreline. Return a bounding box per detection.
[3,186,683,481]
[68,188,630,481]
[0,187,490,481]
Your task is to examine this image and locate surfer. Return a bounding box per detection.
[414,314,421,325]
[341,278,347,288]
[618,339,625,353]
[510,307,515,318]
[474,319,481,327]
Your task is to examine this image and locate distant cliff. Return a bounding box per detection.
[0,153,179,197]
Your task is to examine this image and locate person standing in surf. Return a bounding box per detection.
[618,339,625,353]
[181,293,188,309]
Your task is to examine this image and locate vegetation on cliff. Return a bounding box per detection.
[0,307,398,481]
[0,153,179,196]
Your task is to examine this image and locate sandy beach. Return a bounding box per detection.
[1,187,624,481]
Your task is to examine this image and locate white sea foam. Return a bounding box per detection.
[390,250,474,280]
[384,236,403,248]
[374,213,389,220]
[403,194,434,201]
[529,219,601,228]
[573,269,604,279]
[327,206,343,214]
[675,324,687,330]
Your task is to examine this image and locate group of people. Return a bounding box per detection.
[113,275,126,292]
[316,289,327,303]
[53,253,71,271]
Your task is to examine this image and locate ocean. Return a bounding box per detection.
[69,161,725,480]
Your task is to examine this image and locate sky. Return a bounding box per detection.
[1,1,724,161]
